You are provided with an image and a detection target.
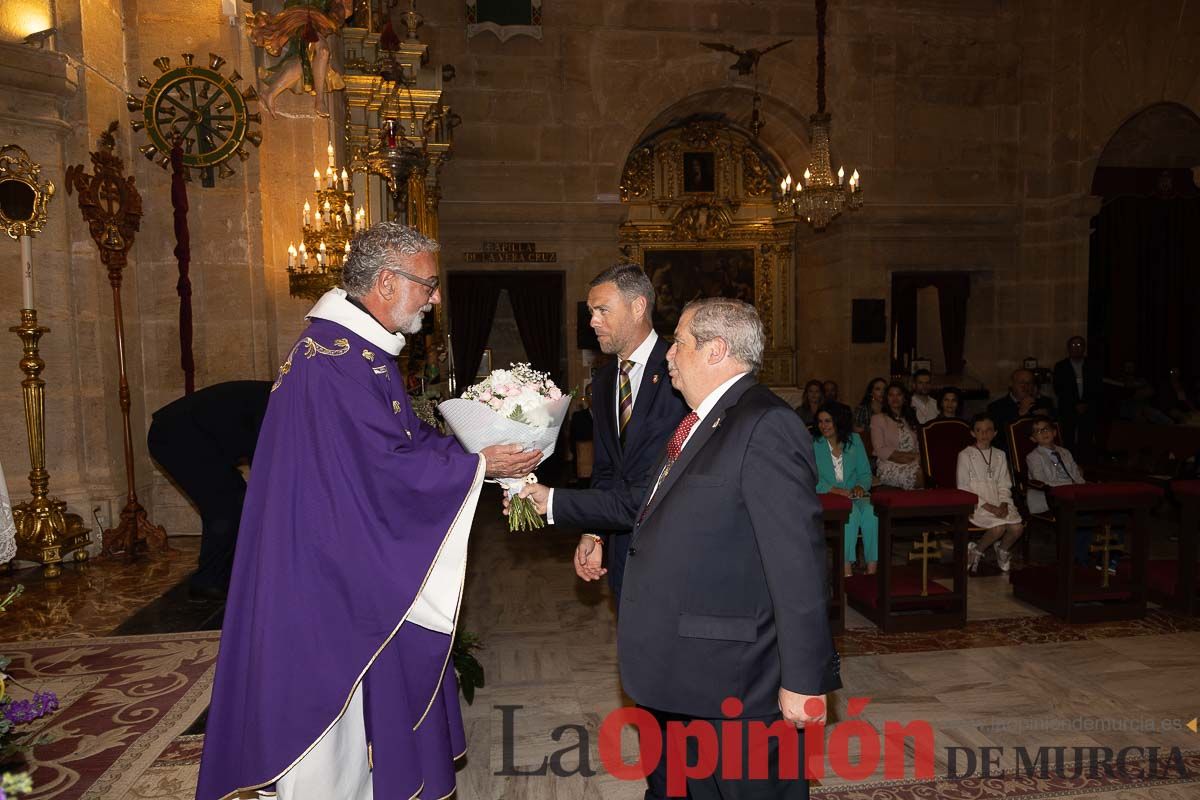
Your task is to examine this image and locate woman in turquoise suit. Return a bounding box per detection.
[814,402,878,576]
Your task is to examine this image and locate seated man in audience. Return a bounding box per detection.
[910,369,938,425]
[822,379,852,419]
[988,368,1054,453]
[1025,419,1121,572]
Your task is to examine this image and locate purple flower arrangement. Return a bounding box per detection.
[1,692,57,727]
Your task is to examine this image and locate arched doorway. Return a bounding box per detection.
[1088,102,1200,401]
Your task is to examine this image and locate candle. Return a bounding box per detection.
[343,202,352,227]
[317,251,324,267]
[314,210,322,230]
[303,200,311,226]
[325,166,335,189]
[837,166,845,185]
[299,243,307,267]
[340,168,349,192]
[327,141,335,169]
[20,235,33,309]
[287,242,296,268]
[356,207,365,231]
[313,169,321,191]
[344,241,351,255]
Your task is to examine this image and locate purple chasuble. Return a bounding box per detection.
[197,313,481,800]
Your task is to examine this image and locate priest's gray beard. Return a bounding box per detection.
[402,303,433,335]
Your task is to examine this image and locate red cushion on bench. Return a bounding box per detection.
[1173,480,1200,499]
[820,494,853,514]
[871,488,977,509]
[1050,482,1163,503]
[844,568,956,609]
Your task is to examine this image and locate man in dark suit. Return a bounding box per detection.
[987,368,1055,454]
[543,263,689,601]
[521,298,840,798]
[1053,336,1103,462]
[148,380,272,599]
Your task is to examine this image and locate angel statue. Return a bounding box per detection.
[245,0,354,118]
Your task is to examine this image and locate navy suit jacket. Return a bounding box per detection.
[572,375,842,717]
[553,336,689,544]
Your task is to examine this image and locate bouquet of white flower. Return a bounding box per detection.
[439,364,571,531]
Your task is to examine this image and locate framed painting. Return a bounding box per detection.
[642,247,756,338]
[682,151,715,193]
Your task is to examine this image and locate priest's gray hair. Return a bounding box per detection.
[589,262,655,320]
[682,297,764,373]
[342,222,440,298]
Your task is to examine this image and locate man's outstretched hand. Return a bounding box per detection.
[574,535,606,582]
[482,444,542,479]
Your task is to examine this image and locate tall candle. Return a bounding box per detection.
[340,168,349,192]
[327,141,335,169]
[303,201,311,226]
[299,243,307,267]
[314,210,323,230]
[313,170,321,191]
[343,202,352,226]
[287,243,296,268]
[20,235,33,309]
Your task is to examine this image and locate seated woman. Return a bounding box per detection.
[853,377,887,434]
[814,403,878,577]
[871,382,923,490]
[1025,419,1120,571]
[795,380,825,432]
[937,386,964,420]
[958,412,1025,573]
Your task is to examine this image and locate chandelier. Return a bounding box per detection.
[286,141,365,301]
[776,0,863,231]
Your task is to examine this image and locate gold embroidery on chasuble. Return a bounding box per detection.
[362,349,375,362]
[271,337,351,391]
[393,401,402,414]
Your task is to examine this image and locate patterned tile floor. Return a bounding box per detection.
[4,493,1200,799]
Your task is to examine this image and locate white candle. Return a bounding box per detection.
[314,210,322,230]
[20,235,33,309]
[356,207,365,231]
[340,168,349,192]
[303,200,311,226]
[313,170,321,191]
[343,202,352,226]
[299,243,307,267]
[327,141,335,169]
[287,242,296,268]
[326,166,335,189]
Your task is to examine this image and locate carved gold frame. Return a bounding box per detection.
[0,145,54,240]
[618,121,796,386]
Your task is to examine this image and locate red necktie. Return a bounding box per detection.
[666,411,700,462]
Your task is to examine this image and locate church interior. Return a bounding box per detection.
[0,0,1199,797]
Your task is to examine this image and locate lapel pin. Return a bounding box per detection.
[652,374,660,384]
[712,417,722,429]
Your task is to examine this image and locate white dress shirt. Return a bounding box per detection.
[548,330,659,523]
[912,394,938,425]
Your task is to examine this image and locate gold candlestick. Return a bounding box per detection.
[9,310,90,578]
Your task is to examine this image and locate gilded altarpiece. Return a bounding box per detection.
[618,122,797,386]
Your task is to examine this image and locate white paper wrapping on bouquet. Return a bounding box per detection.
[439,396,572,497]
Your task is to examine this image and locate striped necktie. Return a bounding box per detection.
[618,359,634,437]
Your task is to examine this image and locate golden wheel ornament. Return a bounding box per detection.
[126,53,262,185]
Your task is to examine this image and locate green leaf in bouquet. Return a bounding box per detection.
[507,405,528,424]
[452,630,485,705]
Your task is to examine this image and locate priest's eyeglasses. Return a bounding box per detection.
[391,268,439,297]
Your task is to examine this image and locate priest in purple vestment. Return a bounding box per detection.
[196,223,540,800]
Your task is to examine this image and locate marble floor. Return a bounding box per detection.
[2,490,1199,799]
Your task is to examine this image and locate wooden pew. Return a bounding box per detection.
[1010,482,1160,623]
[820,493,850,634]
[844,488,976,633]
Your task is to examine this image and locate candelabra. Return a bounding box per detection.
[775,0,864,231]
[1,144,91,576]
[286,141,367,301]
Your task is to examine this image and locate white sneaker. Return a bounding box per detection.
[995,544,1012,573]
[967,541,982,574]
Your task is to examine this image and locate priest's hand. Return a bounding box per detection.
[574,535,607,582]
[482,444,542,479]
[779,688,826,728]
[517,482,550,515]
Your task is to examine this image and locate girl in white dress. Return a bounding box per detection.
[958,412,1024,573]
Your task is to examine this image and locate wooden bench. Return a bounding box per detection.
[1010,482,1160,623]
[845,488,975,633]
[1090,420,1200,485]
[820,493,851,634]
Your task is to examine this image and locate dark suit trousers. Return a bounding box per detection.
[646,707,808,800]
[148,419,247,591]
